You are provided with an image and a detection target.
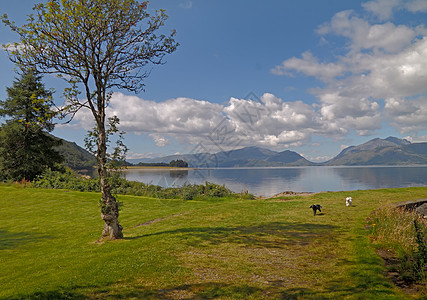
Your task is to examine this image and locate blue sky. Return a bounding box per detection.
[1,0,427,162]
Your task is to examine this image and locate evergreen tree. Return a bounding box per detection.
[0,69,63,181]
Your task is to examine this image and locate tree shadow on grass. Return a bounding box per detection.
[0,229,52,250]
[4,237,400,300]
[278,285,398,300]
[279,240,399,299]
[5,289,86,300]
[6,279,402,300]
[125,222,339,248]
[6,282,263,300]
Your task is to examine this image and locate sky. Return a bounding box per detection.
[1,0,427,162]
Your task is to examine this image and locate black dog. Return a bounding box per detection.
[310,204,322,215]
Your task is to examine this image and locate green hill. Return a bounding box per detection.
[53,137,96,170]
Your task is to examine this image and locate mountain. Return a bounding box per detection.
[139,146,313,167]
[136,136,427,167]
[214,146,278,167]
[268,150,312,165]
[53,137,96,170]
[325,137,427,165]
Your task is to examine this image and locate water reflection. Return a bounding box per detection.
[121,166,427,197]
[332,166,427,189]
[169,170,189,178]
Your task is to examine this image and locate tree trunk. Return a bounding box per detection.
[98,125,123,239]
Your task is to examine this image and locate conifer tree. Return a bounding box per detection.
[0,69,62,181]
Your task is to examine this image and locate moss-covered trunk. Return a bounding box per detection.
[97,117,123,239]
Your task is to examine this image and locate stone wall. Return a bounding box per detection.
[392,198,427,218]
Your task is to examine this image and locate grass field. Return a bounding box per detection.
[0,184,426,299]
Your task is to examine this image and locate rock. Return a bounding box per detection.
[415,203,427,217]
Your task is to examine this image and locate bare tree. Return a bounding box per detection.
[2,0,178,239]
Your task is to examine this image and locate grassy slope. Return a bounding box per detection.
[0,185,426,299]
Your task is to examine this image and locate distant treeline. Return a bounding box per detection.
[131,159,188,168]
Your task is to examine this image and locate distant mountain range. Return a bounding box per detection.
[56,136,427,169]
[324,137,427,166]
[127,146,314,167]
[133,137,427,167]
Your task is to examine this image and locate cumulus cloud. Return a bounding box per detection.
[222,93,319,147]
[271,51,345,82]
[318,92,381,136]
[362,0,401,20]
[406,0,427,13]
[127,151,160,160]
[404,135,427,143]
[362,0,427,20]
[317,10,417,53]
[384,97,427,133]
[149,133,170,147]
[73,88,388,150]
[105,93,225,135]
[71,92,342,151]
[272,3,427,138]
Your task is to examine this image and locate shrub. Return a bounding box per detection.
[33,168,100,192]
[32,168,254,201]
[369,206,427,283]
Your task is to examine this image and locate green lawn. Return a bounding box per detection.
[0,184,426,299]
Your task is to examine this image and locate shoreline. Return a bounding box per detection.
[124,166,195,171]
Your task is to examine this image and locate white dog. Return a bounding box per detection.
[346,197,352,206]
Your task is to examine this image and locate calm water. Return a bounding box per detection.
[122,166,427,197]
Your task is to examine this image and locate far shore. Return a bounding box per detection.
[124,166,196,171]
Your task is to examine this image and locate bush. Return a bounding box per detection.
[33,168,254,201]
[33,168,100,192]
[369,206,427,283]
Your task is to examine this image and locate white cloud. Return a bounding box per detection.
[310,155,333,162]
[2,42,35,53]
[406,0,427,13]
[126,151,160,160]
[317,91,381,136]
[404,135,427,143]
[179,1,193,9]
[384,97,427,133]
[222,93,323,147]
[317,10,416,53]
[65,108,94,130]
[105,93,225,136]
[67,84,425,152]
[271,51,345,82]
[71,92,345,151]
[149,133,170,147]
[272,4,427,139]
[362,0,427,20]
[362,0,401,20]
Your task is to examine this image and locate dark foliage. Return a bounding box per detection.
[0,69,63,181]
[33,168,254,200]
[169,160,188,167]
